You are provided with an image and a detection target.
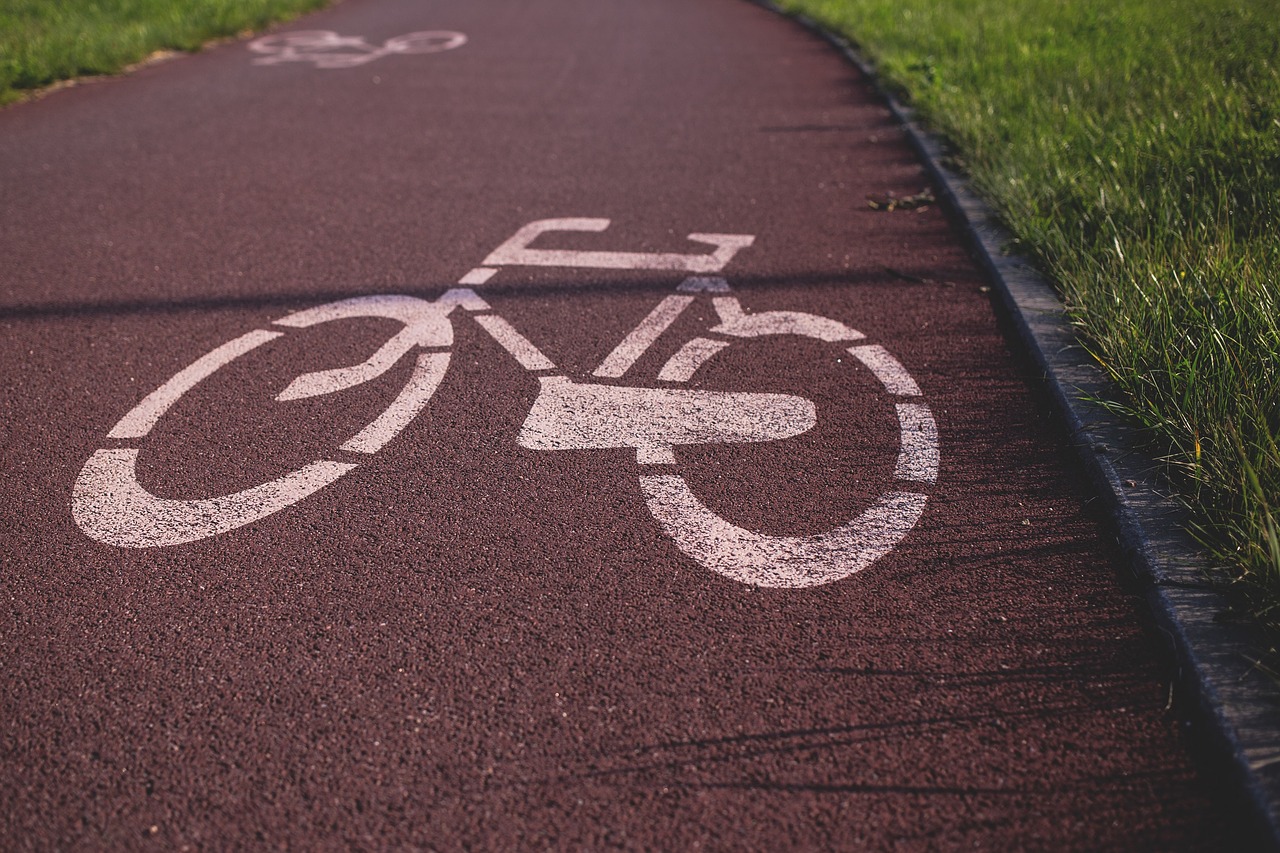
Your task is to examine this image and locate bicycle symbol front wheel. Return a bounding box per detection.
[635,293,938,588]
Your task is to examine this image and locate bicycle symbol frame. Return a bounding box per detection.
[73,219,938,588]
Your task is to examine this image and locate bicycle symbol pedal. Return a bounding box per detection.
[517,376,816,465]
[73,219,938,588]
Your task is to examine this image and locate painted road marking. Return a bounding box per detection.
[593,295,695,378]
[657,337,729,382]
[849,344,923,397]
[516,376,816,465]
[483,219,755,272]
[249,30,467,69]
[472,315,556,371]
[75,294,456,548]
[458,267,499,286]
[341,352,451,454]
[107,330,282,440]
[437,287,491,312]
[75,451,356,549]
[894,403,940,483]
[272,295,453,400]
[711,297,865,341]
[639,278,936,586]
[640,477,928,589]
[74,219,939,589]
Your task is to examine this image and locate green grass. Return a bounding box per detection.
[778,0,1280,626]
[0,0,331,104]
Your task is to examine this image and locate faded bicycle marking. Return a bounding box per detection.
[249,30,467,69]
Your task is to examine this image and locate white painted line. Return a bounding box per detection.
[683,235,757,272]
[473,315,556,370]
[711,297,865,341]
[458,267,498,286]
[517,376,815,463]
[273,293,449,333]
[849,344,922,397]
[435,288,491,313]
[895,402,940,483]
[677,276,731,293]
[107,330,282,440]
[72,449,356,548]
[641,475,927,588]
[657,337,729,382]
[341,352,451,454]
[482,218,755,272]
[273,295,452,401]
[277,333,430,401]
[593,295,695,378]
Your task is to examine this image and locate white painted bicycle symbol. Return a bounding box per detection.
[249,30,466,69]
[73,219,938,588]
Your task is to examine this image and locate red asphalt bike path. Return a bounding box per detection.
[0,0,1244,847]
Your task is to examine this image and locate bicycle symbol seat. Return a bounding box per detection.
[249,30,467,69]
[73,218,938,588]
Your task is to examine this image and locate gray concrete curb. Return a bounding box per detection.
[749,0,1280,844]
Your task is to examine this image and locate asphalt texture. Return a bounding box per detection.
[0,0,1245,848]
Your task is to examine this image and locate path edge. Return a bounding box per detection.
[747,0,1280,843]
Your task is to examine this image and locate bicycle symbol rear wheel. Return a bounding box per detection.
[72,295,453,548]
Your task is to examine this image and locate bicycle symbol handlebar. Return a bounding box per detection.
[483,218,756,273]
[73,219,938,588]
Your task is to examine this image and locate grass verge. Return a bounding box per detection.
[777,0,1280,631]
[0,0,332,105]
